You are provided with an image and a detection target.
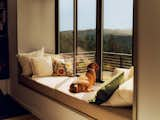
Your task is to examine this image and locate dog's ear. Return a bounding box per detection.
[87,63,92,69]
[87,63,99,71]
[94,63,99,71]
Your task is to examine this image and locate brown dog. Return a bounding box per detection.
[86,63,99,88]
[69,78,89,93]
[69,63,99,93]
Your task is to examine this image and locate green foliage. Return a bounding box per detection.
[60,31,73,53]
[60,29,132,53]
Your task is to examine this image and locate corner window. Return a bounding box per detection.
[56,0,133,81]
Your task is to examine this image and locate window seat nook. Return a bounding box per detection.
[19,75,132,120]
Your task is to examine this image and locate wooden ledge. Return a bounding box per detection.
[19,76,132,120]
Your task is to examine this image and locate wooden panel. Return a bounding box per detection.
[5,115,39,120]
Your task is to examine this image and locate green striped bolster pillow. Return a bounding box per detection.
[89,71,124,105]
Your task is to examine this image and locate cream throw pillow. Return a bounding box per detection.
[112,66,134,82]
[31,56,53,77]
[102,77,133,107]
[17,48,44,76]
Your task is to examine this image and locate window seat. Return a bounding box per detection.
[19,75,132,120]
[27,76,103,102]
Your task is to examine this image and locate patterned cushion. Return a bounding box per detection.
[52,57,73,76]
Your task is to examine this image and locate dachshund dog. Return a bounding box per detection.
[69,63,99,93]
[86,63,99,88]
[69,77,89,93]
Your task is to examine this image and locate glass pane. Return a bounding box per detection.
[60,0,73,53]
[59,0,74,74]
[77,0,96,74]
[103,0,133,80]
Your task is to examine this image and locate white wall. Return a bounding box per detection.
[18,0,55,53]
[137,0,160,119]
[8,0,56,95]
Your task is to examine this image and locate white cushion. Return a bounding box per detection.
[44,53,64,62]
[17,48,44,76]
[112,66,134,82]
[102,77,133,107]
[31,56,53,77]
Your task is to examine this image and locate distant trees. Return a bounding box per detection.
[60,29,132,54]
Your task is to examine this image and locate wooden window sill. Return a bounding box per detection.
[19,76,132,120]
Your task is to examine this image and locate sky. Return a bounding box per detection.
[60,0,133,31]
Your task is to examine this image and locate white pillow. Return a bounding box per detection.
[112,66,134,82]
[45,53,62,60]
[102,77,133,107]
[17,48,44,76]
[31,56,53,77]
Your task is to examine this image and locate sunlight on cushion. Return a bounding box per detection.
[31,56,53,77]
[31,76,70,89]
[102,77,133,106]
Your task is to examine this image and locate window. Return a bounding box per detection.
[59,0,73,53]
[77,0,96,53]
[17,0,135,119]
[58,0,97,75]
[102,0,133,80]
[56,0,133,81]
[77,0,96,74]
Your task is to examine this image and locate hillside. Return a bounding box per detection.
[60,29,132,54]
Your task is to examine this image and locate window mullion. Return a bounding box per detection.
[73,0,78,75]
[96,0,103,82]
[55,0,59,54]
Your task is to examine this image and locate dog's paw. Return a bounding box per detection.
[87,88,94,92]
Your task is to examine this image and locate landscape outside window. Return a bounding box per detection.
[59,0,133,79]
[102,0,133,79]
[77,0,96,74]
